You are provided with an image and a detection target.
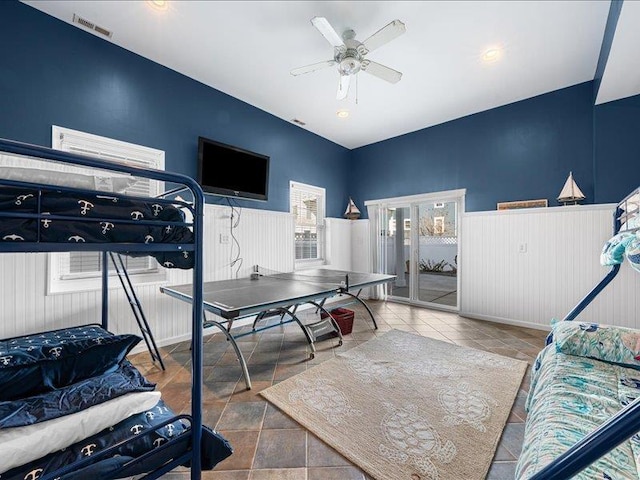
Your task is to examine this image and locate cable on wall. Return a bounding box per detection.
[227,197,243,278]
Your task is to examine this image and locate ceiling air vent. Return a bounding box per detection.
[72,14,113,38]
[292,119,306,126]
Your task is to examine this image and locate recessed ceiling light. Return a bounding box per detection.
[147,0,168,10]
[482,47,502,63]
[337,110,349,118]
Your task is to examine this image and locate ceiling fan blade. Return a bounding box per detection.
[337,74,351,100]
[361,60,402,84]
[311,17,345,48]
[290,60,336,76]
[361,20,406,54]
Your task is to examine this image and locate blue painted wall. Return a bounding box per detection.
[0,1,351,217]
[1,2,637,220]
[351,82,595,213]
[594,93,640,203]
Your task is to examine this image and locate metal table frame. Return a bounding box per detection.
[161,270,394,389]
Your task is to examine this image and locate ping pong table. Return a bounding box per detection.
[160,267,395,389]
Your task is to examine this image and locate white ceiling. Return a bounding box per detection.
[596,1,640,105]
[21,1,633,149]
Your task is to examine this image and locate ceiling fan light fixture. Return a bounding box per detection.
[147,0,168,11]
[337,110,349,118]
[339,57,361,75]
[482,47,502,63]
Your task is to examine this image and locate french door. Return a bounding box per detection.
[367,190,464,311]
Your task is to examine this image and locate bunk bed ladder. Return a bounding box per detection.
[109,252,166,371]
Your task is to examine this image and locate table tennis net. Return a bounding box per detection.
[253,265,351,289]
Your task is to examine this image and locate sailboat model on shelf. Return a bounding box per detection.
[344,197,361,220]
[558,171,586,205]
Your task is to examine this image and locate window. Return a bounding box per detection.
[290,181,325,262]
[47,126,166,294]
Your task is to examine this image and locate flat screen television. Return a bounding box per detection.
[197,136,269,201]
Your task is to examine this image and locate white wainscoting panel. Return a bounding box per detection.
[325,218,352,271]
[461,204,640,330]
[0,204,296,347]
[351,220,371,273]
[351,220,373,298]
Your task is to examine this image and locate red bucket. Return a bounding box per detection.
[321,308,354,335]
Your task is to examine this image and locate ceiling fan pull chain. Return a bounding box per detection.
[356,73,359,105]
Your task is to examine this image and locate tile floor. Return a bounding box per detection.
[129,300,549,480]
[389,273,458,307]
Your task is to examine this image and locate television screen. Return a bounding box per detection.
[197,136,269,201]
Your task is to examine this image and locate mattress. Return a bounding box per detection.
[516,345,640,479]
[0,186,194,268]
[1,399,222,480]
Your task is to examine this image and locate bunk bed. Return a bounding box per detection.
[516,187,640,479]
[0,138,232,480]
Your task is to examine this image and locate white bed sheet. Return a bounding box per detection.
[0,390,161,474]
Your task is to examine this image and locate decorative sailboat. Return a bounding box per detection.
[558,172,586,205]
[344,197,361,220]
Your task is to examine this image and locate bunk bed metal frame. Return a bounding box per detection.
[530,187,640,480]
[0,137,206,480]
[110,251,166,371]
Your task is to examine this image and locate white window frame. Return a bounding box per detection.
[290,181,325,266]
[47,126,167,295]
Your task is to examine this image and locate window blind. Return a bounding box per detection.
[290,182,325,261]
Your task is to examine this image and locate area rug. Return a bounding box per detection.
[260,329,528,480]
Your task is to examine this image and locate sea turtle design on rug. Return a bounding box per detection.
[378,403,456,480]
[438,382,498,432]
[288,377,361,426]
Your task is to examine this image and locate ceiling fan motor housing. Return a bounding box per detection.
[335,34,365,76]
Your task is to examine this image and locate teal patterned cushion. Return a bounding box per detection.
[625,236,640,273]
[600,232,635,266]
[622,215,640,232]
[518,344,640,479]
[553,321,640,369]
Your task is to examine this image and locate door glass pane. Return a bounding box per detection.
[417,201,458,306]
[384,206,411,299]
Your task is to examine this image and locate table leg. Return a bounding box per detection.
[339,291,378,330]
[203,313,252,390]
[273,307,317,358]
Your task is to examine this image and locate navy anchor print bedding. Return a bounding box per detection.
[0,187,194,269]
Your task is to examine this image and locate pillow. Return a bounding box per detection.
[625,236,640,273]
[0,324,141,401]
[621,215,640,232]
[552,321,640,369]
[600,231,636,265]
[0,360,155,428]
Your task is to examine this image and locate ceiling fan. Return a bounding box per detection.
[291,17,406,100]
